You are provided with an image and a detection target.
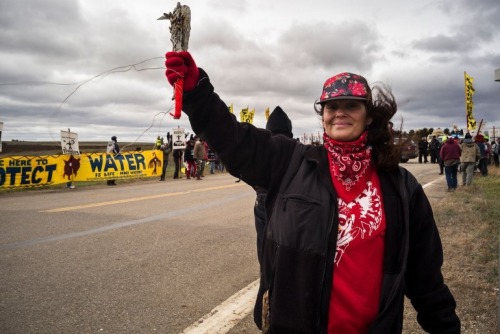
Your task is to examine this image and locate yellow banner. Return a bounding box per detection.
[240,108,255,124]
[0,150,163,189]
[464,72,476,130]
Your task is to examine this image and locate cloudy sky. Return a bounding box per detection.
[1,0,499,144]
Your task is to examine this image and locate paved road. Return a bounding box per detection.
[0,160,444,333]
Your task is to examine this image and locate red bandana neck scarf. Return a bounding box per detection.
[323,131,373,195]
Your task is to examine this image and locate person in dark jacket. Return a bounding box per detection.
[437,137,446,175]
[106,135,119,186]
[475,134,488,176]
[165,52,460,334]
[429,135,440,163]
[418,137,429,163]
[254,106,293,265]
[184,137,196,179]
[159,138,172,181]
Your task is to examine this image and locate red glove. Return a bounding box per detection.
[165,51,200,92]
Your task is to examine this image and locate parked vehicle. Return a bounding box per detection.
[394,137,418,163]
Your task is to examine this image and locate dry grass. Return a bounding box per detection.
[403,167,500,333]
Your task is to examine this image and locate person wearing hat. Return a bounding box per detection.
[164,52,460,333]
[254,106,293,266]
[106,135,119,186]
[460,133,480,186]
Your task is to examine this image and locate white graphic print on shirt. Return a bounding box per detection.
[334,181,382,266]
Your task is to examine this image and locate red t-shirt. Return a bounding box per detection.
[324,133,386,333]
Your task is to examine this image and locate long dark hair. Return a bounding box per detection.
[314,83,400,171]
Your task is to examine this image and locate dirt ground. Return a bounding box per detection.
[402,177,499,333]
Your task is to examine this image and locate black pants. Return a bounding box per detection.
[173,157,181,178]
[419,151,428,163]
[430,150,439,163]
[478,158,488,176]
[160,160,168,180]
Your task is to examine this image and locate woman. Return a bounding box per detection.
[165,52,460,333]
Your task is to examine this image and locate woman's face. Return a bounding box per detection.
[322,99,372,142]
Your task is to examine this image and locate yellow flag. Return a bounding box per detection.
[265,107,270,121]
[240,107,255,124]
[227,104,234,114]
[240,107,248,122]
[464,72,476,130]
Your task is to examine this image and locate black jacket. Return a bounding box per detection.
[182,69,460,334]
[418,140,429,153]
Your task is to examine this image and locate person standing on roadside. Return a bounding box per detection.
[429,135,440,163]
[106,135,119,186]
[207,146,216,174]
[437,136,446,175]
[164,52,460,333]
[193,137,207,180]
[484,136,491,165]
[159,139,172,181]
[184,137,196,179]
[475,134,488,176]
[418,137,429,163]
[460,133,480,186]
[493,138,500,167]
[172,147,183,179]
[440,136,461,191]
[254,106,293,265]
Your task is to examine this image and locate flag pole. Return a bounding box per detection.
[464,71,468,132]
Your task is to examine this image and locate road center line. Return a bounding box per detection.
[41,183,245,213]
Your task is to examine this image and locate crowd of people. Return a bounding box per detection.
[162,130,499,188]
[164,134,225,181]
[420,133,500,191]
[75,131,498,191]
